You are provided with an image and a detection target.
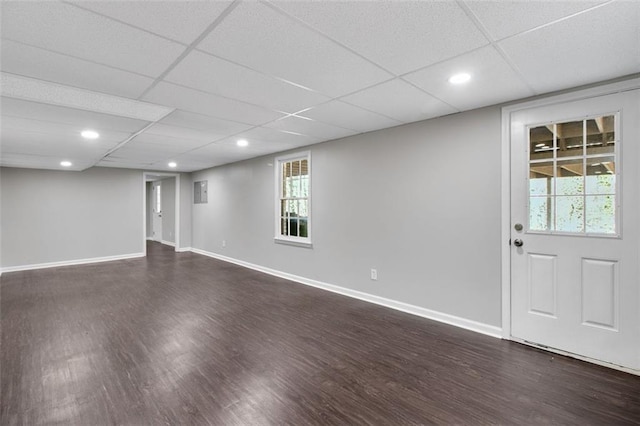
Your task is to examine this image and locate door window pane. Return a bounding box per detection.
[586,156,615,195]
[557,120,584,158]
[530,161,554,196]
[530,197,554,232]
[585,196,615,234]
[556,159,584,196]
[586,115,615,155]
[556,196,584,233]
[530,125,555,161]
[527,115,617,235]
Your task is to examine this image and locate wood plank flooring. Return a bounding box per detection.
[2,242,640,425]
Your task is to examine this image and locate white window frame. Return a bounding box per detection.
[274,151,312,247]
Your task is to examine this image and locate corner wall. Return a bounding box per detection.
[179,173,192,249]
[1,167,143,269]
[191,106,503,328]
[160,177,176,244]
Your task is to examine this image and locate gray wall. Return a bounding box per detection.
[1,167,143,268]
[191,106,502,327]
[146,181,153,239]
[160,177,176,244]
[179,173,192,249]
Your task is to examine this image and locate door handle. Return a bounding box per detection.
[513,239,524,247]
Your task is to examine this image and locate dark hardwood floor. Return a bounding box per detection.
[2,242,639,425]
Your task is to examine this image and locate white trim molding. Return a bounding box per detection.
[160,240,176,247]
[175,246,192,253]
[1,252,145,274]
[191,248,502,339]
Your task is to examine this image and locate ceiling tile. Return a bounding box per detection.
[196,1,392,97]
[213,137,301,159]
[129,133,211,151]
[158,110,253,136]
[272,0,489,75]
[149,154,220,172]
[1,97,149,133]
[143,82,284,125]
[69,1,232,45]
[2,73,173,122]
[1,116,132,145]
[96,160,159,171]
[166,50,329,113]
[178,143,257,167]
[265,116,357,141]
[1,153,94,171]
[106,142,187,162]
[498,1,640,94]
[404,46,534,110]
[1,1,185,77]
[214,129,317,152]
[1,40,155,99]
[465,0,607,41]
[0,127,118,160]
[145,160,207,173]
[298,100,402,132]
[236,126,320,146]
[341,79,457,123]
[145,123,224,144]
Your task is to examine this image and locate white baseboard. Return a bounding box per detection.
[190,248,502,339]
[1,252,145,274]
[176,246,192,253]
[160,240,176,247]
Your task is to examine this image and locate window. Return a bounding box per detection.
[275,152,311,245]
[528,114,618,235]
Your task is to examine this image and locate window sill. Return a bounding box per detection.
[274,237,313,248]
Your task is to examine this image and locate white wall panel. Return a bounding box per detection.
[528,254,557,317]
[582,258,618,330]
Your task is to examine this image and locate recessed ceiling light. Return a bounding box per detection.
[448,73,471,85]
[60,161,72,167]
[81,130,99,139]
[237,139,248,147]
[168,162,177,168]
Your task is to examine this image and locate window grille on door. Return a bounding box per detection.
[528,114,618,235]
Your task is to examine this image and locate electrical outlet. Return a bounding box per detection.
[222,240,226,248]
[370,269,378,281]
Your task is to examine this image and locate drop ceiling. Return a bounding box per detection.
[1,0,638,173]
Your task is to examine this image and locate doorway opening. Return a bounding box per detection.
[143,172,180,255]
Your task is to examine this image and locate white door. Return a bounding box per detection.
[510,89,640,370]
[152,182,163,242]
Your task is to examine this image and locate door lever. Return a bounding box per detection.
[513,239,524,247]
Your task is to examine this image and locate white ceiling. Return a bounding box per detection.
[1,0,638,173]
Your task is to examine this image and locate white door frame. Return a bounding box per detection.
[142,172,181,255]
[501,77,640,342]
